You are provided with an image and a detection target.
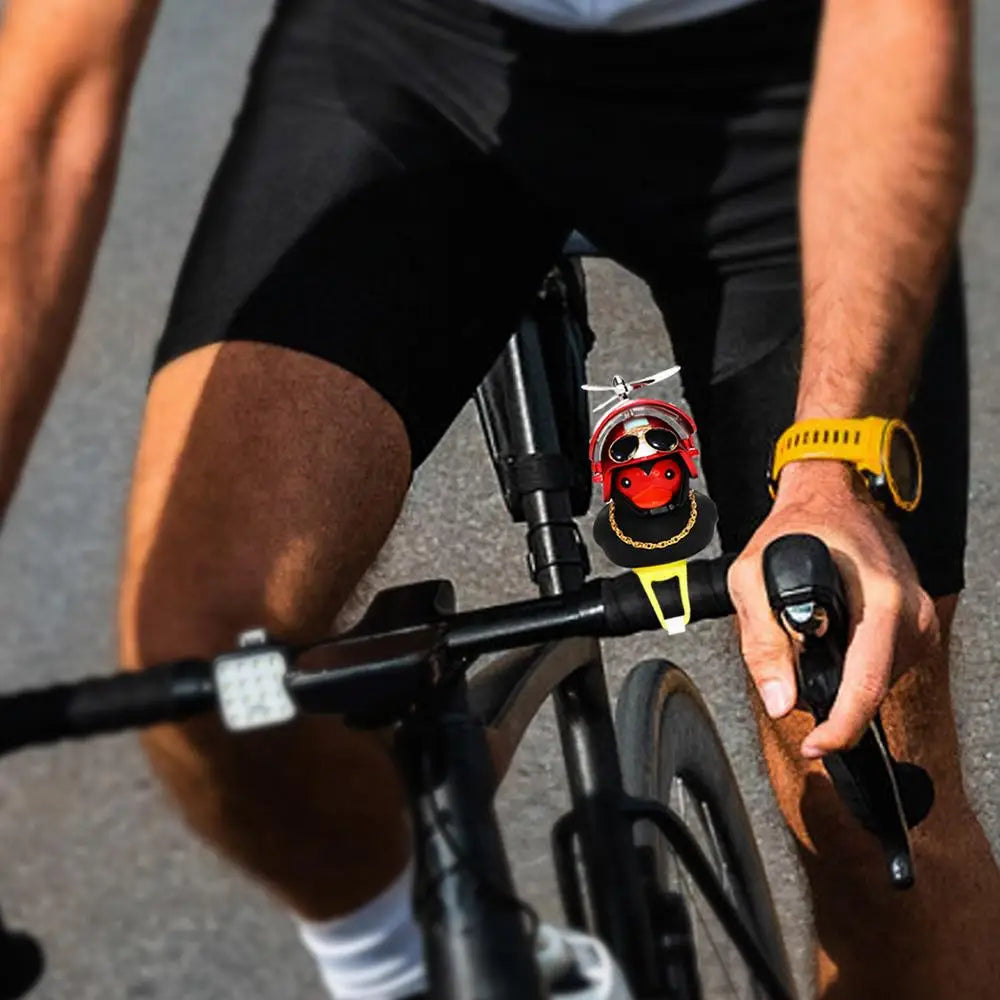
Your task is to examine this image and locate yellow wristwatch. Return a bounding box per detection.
[768,416,922,512]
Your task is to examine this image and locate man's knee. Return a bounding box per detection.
[113,343,413,867]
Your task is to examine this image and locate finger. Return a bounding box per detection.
[728,554,797,719]
[800,593,899,757]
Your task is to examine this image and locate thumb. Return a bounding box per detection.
[728,553,797,719]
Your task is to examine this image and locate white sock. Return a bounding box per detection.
[297,863,426,1000]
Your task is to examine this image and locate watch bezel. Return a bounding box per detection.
[879,418,922,512]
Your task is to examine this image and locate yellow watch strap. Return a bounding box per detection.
[633,560,691,635]
[770,417,887,491]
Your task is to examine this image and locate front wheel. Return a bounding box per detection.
[615,660,794,1000]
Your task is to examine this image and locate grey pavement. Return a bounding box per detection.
[0,3,997,999]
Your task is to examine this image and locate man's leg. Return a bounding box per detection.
[118,342,414,918]
[117,0,570,926]
[111,1,575,995]
[660,322,1000,996]
[685,313,1000,996]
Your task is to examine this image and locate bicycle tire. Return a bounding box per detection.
[615,660,794,1000]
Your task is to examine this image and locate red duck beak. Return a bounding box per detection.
[629,482,679,510]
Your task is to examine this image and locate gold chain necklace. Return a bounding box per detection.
[608,491,698,550]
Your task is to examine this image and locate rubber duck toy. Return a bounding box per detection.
[584,369,717,568]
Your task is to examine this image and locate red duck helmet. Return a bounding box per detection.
[588,399,700,503]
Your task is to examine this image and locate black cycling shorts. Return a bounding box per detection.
[154,0,968,597]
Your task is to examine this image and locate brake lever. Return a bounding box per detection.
[762,534,934,889]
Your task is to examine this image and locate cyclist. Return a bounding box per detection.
[0,0,996,997]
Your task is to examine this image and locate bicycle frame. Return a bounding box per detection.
[481,311,662,983]
[367,295,658,997]
[368,268,688,997]
[361,303,796,999]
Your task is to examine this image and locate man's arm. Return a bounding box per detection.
[0,0,160,511]
[729,0,973,754]
[798,0,973,420]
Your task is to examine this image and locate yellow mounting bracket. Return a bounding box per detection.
[633,559,691,635]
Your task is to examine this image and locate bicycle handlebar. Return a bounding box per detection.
[0,558,733,761]
[0,538,929,982]
[0,661,214,757]
[601,555,736,633]
[0,556,738,995]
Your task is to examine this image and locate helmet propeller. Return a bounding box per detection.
[581,366,680,412]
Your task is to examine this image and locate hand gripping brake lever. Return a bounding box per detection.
[762,534,935,889]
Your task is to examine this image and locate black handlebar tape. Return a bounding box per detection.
[601,555,735,635]
[687,555,737,619]
[0,660,214,757]
[601,574,658,634]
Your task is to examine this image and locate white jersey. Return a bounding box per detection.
[480,0,759,32]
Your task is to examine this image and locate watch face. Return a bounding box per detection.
[887,425,920,504]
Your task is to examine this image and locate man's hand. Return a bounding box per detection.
[727,460,940,759]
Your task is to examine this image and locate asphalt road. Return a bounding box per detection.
[1,3,997,999]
